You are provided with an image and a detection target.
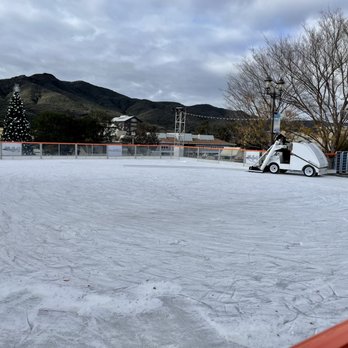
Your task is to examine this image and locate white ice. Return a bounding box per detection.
[1,158,348,347]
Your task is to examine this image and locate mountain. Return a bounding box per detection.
[0,73,246,132]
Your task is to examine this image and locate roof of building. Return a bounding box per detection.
[158,133,234,147]
[111,115,141,123]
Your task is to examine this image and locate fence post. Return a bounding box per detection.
[40,143,43,159]
[134,146,137,159]
[0,141,2,160]
[75,144,78,159]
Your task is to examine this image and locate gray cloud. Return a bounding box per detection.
[1,0,348,107]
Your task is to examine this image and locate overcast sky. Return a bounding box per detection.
[1,0,348,108]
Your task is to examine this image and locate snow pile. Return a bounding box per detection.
[1,158,347,347]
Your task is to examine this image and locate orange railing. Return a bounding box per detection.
[292,320,348,348]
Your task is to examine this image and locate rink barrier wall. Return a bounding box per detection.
[0,141,338,171]
[0,141,246,163]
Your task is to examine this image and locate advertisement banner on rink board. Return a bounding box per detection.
[107,145,123,157]
[1,143,22,156]
[244,151,261,165]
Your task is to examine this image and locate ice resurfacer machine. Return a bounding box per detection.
[249,138,328,177]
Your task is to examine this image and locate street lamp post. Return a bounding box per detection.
[264,76,285,144]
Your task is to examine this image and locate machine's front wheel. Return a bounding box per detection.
[269,163,280,174]
[303,165,316,177]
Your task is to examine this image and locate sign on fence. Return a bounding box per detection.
[107,145,122,157]
[244,151,261,165]
[1,143,22,156]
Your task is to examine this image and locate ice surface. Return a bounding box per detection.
[1,158,348,347]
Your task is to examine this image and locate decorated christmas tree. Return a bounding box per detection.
[2,84,31,142]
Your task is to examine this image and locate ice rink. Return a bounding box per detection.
[1,158,348,347]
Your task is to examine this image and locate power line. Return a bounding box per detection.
[185,111,259,121]
[177,109,336,145]
[174,107,261,147]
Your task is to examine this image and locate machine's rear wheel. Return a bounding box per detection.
[303,165,316,177]
[269,163,280,174]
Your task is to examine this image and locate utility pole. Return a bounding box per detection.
[174,107,186,147]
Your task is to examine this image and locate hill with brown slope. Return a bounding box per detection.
[0,73,246,131]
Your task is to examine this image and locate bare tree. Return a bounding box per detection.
[226,52,274,120]
[225,52,297,149]
[226,9,348,152]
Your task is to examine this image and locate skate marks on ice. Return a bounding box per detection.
[0,280,246,348]
[2,159,348,347]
